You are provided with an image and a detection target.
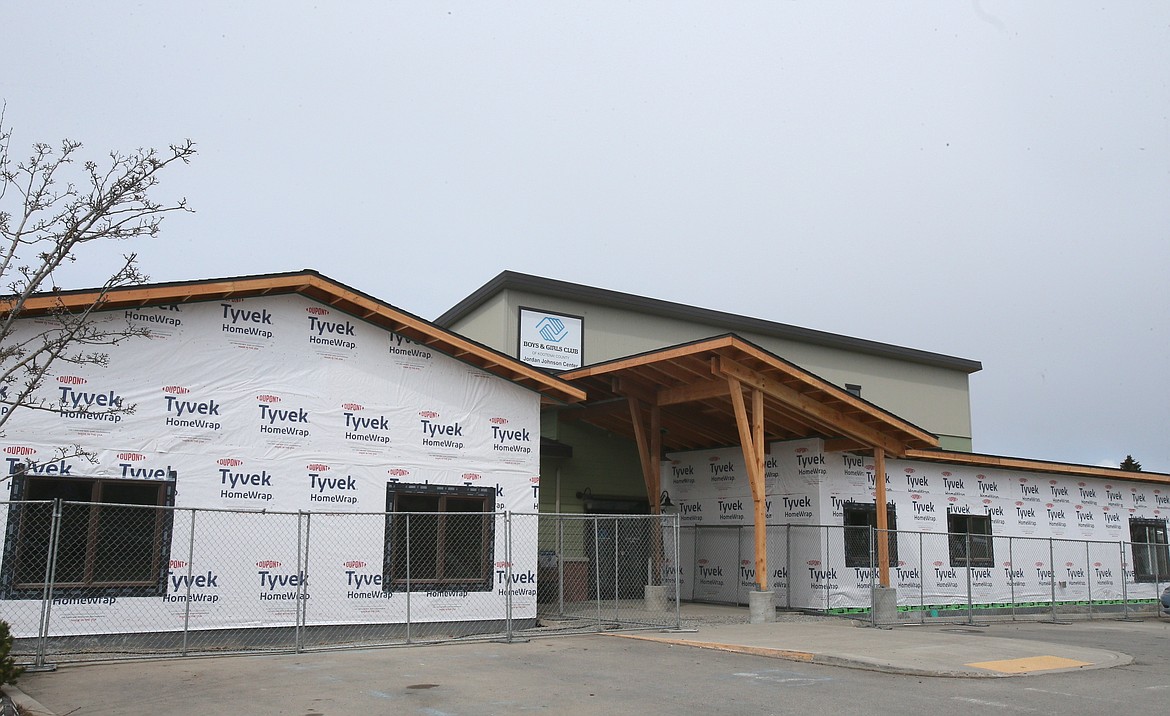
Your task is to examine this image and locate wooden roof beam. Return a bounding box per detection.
[657,378,728,406]
[716,355,908,457]
[611,375,658,406]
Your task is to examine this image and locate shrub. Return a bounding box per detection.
[0,621,23,685]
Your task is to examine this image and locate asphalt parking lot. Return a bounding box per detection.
[9,615,1170,716]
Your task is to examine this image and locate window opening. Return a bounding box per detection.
[383,483,495,592]
[2,473,175,598]
[947,512,994,568]
[843,501,897,568]
[1130,518,1169,583]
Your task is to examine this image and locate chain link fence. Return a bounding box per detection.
[529,513,682,632]
[682,523,1169,623]
[0,501,680,666]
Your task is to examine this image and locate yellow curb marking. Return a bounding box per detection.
[965,655,1093,674]
[609,633,814,662]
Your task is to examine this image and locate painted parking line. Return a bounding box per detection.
[965,655,1092,674]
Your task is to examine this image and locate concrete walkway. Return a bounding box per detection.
[614,618,1131,678]
[3,609,1135,715]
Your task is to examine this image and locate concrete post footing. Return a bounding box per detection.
[748,590,775,623]
[644,584,669,611]
[873,586,899,626]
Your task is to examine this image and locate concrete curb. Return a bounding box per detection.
[608,632,1133,679]
[3,684,55,716]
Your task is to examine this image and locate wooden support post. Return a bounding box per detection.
[627,398,660,512]
[874,447,891,588]
[650,403,661,509]
[628,398,666,585]
[728,377,768,592]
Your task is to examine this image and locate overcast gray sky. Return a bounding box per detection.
[4,2,1168,472]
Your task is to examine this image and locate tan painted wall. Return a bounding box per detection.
[449,288,974,447]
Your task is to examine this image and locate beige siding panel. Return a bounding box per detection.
[451,289,973,444]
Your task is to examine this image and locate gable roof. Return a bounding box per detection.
[437,271,982,374]
[559,333,940,457]
[3,270,585,404]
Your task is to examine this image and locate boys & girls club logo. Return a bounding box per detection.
[535,316,569,343]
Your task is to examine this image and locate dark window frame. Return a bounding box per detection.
[383,482,495,592]
[1129,518,1169,583]
[843,501,898,568]
[1,473,175,599]
[947,511,994,568]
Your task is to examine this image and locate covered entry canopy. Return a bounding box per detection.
[558,334,940,592]
[559,333,939,456]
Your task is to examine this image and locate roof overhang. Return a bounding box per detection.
[558,334,939,457]
[439,270,982,374]
[905,449,1170,486]
[2,270,585,404]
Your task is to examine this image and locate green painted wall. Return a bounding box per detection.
[537,413,647,559]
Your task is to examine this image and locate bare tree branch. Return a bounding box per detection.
[0,107,195,471]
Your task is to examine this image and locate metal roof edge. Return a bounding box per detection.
[436,271,982,374]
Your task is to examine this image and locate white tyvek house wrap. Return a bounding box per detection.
[661,437,1165,611]
[0,296,541,637]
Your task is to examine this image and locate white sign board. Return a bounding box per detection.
[518,308,583,371]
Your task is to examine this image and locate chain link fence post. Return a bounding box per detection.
[33,498,63,669]
[593,515,601,628]
[1155,538,1163,621]
[405,512,412,644]
[673,513,681,629]
[1009,536,1017,622]
[1049,537,1058,622]
[505,512,514,642]
[917,531,925,624]
[557,514,565,617]
[612,518,620,624]
[181,508,196,656]
[294,511,304,653]
[868,526,876,627]
[785,524,792,610]
[1085,540,1093,620]
[965,531,975,625]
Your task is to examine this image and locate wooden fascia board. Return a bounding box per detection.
[6,274,585,404]
[904,449,1170,485]
[560,336,738,381]
[723,339,939,448]
[717,355,909,457]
